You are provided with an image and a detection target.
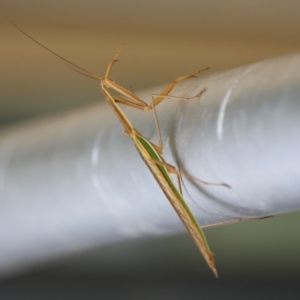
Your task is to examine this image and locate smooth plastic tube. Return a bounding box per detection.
[0,52,299,275]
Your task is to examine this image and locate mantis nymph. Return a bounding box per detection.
[8,18,230,277]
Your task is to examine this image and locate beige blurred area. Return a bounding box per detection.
[1,0,300,126]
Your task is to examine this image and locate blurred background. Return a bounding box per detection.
[1,0,300,298]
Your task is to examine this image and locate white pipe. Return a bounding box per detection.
[0,52,299,275]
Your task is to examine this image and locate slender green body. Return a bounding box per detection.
[135,134,217,277]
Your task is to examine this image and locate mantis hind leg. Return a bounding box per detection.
[151,158,231,193]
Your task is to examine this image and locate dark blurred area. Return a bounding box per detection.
[1,0,300,298]
[0,213,299,299]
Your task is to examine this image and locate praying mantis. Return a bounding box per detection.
[8,18,230,277]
